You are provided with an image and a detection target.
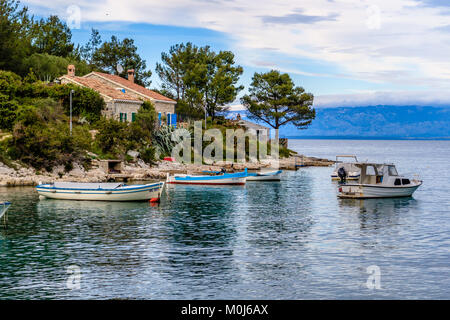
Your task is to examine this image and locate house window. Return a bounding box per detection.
[167,112,171,126]
[119,113,127,122]
[132,113,136,122]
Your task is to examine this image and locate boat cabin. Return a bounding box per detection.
[357,163,412,186]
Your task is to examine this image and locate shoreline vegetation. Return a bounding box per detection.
[0,0,322,186]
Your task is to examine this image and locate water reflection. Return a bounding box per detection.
[1,138,450,299]
[339,197,418,229]
[152,185,241,291]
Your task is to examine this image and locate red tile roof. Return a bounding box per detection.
[87,72,176,103]
[61,76,142,103]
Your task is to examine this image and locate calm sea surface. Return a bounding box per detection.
[0,139,449,299]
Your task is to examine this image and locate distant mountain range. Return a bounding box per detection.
[228,106,450,139]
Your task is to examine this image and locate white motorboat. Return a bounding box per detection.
[246,170,282,181]
[338,163,422,198]
[167,169,247,185]
[36,182,165,202]
[0,201,11,219]
[331,155,361,181]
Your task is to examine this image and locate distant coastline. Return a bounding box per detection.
[286,136,450,141]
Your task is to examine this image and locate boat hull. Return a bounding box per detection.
[338,182,421,199]
[246,170,282,181]
[167,169,247,185]
[167,177,246,185]
[0,202,11,219]
[36,182,164,201]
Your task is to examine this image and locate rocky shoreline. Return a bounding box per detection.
[0,155,334,187]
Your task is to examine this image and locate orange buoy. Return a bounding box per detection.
[149,198,160,203]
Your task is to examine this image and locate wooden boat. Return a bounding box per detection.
[246,170,282,181]
[36,182,164,202]
[338,163,422,198]
[0,201,11,219]
[167,169,247,185]
[331,155,360,181]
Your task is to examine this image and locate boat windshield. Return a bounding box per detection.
[388,166,398,176]
[366,165,376,176]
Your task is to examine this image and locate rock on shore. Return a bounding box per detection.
[0,155,333,187]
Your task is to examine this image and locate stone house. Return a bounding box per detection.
[59,65,177,125]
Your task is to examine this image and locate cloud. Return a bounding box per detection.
[21,0,450,90]
[228,90,450,109]
[314,90,450,107]
[419,0,450,7]
[434,24,450,32]
[261,11,338,24]
[227,104,246,111]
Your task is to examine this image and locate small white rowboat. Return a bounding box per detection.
[1,201,11,219]
[167,169,247,185]
[246,170,282,181]
[36,182,164,202]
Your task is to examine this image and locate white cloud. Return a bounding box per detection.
[228,90,450,109]
[23,0,450,89]
[227,104,246,111]
[314,90,450,107]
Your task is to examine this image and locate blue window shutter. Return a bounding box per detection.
[172,113,177,128]
[158,112,161,126]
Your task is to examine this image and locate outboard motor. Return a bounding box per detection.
[337,167,347,183]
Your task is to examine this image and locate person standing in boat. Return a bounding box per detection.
[338,166,347,183]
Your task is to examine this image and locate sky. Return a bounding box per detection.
[21,0,450,108]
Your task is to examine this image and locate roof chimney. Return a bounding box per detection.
[68,64,75,77]
[127,69,135,83]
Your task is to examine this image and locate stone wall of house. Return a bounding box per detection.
[102,101,115,118]
[154,101,175,115]
[112,101,142,122]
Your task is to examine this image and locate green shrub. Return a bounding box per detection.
[140,146,156,164]
[8,104,91,171]
[45,83,105,123]
[22,53,92,81]
[93,117,128,156]
[0,70,22,99]
[0,96,20,130]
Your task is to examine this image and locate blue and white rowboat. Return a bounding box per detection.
[167,169,247,185]
[246,170,282,181]
[0,201,11,219]
[36,182,164,201]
